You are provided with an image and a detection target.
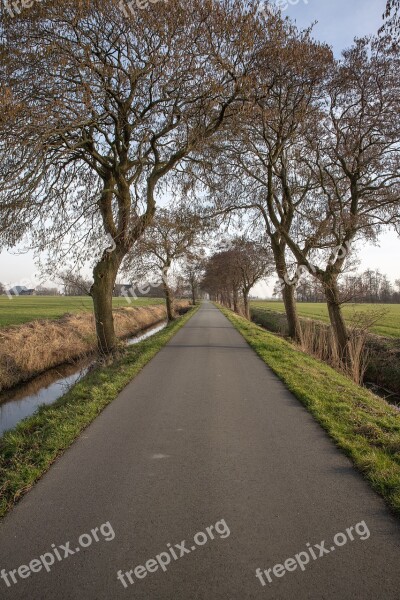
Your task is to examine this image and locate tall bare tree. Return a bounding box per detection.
[201,248,240,310]
[201,237,272,317]
[182,256,205,305]
[0,0,264,353]
[271,38,400,359]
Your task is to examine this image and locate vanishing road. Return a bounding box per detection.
[1,302,400,599]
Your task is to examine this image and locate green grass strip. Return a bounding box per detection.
[219,306,400,517]
[0,306,199,518]
[250,300,400,338]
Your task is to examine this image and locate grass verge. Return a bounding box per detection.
[251,305,400,399]
[0,305,198,519]
[219,305,400,517]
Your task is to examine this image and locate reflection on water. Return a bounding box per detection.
[127,321,167,345]
[0,320,168,438]
[0,362,90,437]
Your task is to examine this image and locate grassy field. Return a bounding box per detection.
[0,296,163,328]
[220,306,400,517]
[251,301,400,338]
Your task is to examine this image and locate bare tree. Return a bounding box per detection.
[182,256,205,305]
[59,271,92,297]
[380,0,400,44]
[201,237,272,317]
[124,207,205,321]
[272,38,400,359]
[201,248,240,309]
[36,286,60,296]
[231,237,273,319]
[0,0,264,353]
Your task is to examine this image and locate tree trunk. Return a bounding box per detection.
[271,238,302,341]
[233,287,239,313]
[162,262,175,321]
[323,276,349,361]
[90,170,157,354]
[163,281,175,321]
[281,282,302,342]
[91,250,123,355]
[243,289,250,320]
[191,282,196,305]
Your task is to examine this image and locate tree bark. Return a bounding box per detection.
[191,281,196,305]
[163,281,175,321]
[281,282,302,341]
[91,250,123,355]
[323,276,349,360]
[90,170,157,355]
[232,287,239,313]
[243,288,250,320]
[162,261,175,321]
[271,237,302,341]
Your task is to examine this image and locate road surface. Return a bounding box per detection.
[0,302,399,598]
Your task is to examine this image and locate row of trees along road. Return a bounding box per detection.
[196,7,400,362]
[0,0,399,364]
[201,238,274,320]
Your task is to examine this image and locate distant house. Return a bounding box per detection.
[8,286,36,296]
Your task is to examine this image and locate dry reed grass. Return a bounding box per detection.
[298,320,370,385]
[0,302,189,392]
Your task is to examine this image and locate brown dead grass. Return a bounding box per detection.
[298,319,370,386]
[0,301,189,392]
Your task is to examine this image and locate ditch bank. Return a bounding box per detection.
[0,301,190,393]
[0,320,169,438]
[250,306,400,404]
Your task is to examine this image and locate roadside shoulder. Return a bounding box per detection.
[217,305,400,518]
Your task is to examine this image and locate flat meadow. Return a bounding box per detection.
[250,301,400,338]
[0,296,163,328]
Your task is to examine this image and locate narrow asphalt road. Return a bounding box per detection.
[1,302,399,599]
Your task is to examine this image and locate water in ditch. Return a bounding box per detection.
[0,321,167,437]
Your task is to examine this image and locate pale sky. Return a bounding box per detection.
[274,0,385,56]
[0,0,398,295]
